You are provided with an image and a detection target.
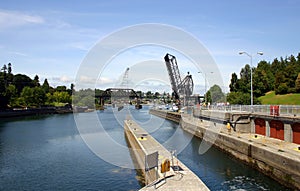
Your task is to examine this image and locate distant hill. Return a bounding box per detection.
[258,91,300,105]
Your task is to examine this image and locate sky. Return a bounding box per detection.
[0,0,299,94]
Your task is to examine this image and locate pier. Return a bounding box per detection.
[124,119,209,190]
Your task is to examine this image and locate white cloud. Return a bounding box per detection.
[7,51,28,57]
[0,10,44,29]
[68,41,92,51]
[59,75,73,83]
[50,75,74,85]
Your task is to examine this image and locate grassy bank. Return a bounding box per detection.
[258,91,300,105]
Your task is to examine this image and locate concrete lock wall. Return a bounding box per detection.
[124,122,157,185]
[180,117,300,190]
[192,109,252,133]
[150,109,300,189]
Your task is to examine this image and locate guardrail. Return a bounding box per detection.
[204,105,300,116]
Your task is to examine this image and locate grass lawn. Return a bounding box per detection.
[258,91,300,105]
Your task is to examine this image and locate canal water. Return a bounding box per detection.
[0,106,290,190]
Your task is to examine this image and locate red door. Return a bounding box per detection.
[255,118,266,135]
[270,120,284,140]
[292,123,300,144]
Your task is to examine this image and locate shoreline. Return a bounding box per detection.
[0,107,73,119]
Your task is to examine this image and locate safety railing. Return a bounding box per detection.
[200,105,300,116]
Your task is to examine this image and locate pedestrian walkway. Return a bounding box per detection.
[124,119,210,191]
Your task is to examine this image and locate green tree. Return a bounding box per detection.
[239,64,251,93]
[271,58,285,75]
[32,87,46,106]
[56,86,67,92]
[154,92,160,99]
[146,91,152,99]
[42,79,50,93]
[7,63,13,84]
[274,71,286,94]
[46,92,54,104]
[229,73,238,92]
[0,72,8,108]
[20,86,34,107]
[296,73,300,93]
[53,91,71,103]
[78,95,95,108]
[209,84,225,103]
[254,60,274,95]
[6,84,17,106]
[204,91,211,104]
[277,83,288,94]
[12,74,33,94]
[68,83,75,95]
[33,75,40,87]
[1,64,7,87]
[7,63,12,75]
[227,92,255,105]
[18,86,46,107]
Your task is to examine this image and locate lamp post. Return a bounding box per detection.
[198,71,213,105]
[239,51,263,112]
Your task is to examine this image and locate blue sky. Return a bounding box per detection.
[0,0,299,93]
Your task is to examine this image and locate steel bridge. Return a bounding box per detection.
[95,88,142,109]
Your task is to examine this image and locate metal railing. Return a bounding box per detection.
[200,105,300,116]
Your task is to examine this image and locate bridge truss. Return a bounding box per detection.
[164,53,194,107]
[95,88,142,110]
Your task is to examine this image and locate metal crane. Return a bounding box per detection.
[164,53,194,107]
[120,67,130,88]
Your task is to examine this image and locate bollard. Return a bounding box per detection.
[227,122,231,133]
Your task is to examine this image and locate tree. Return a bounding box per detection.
[12,74,33,94]
[274,71,286,94]
[33,75,40,87]
[1,64,7,87]
[277,83,288,94]
[56,85,67,92]
[146,91,152,99]
[253,60,274,95]
[42,79,50,93]
[52,91,71,103]
[229,73,238,92]
[7,63,12,75]
[68,83,75,95]
[209,84,225,103]
[72,89,94,106]
[7,63,13,84]
[32,87,46,106]
[238,64,251,93]
[154,92,160,99]
[6,84,17,106]
[205,91,211,104]
[18,86,46,107]
[227,92,255,105]
[20,86,34,107]
[296,73,300,93]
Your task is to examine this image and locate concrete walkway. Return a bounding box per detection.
[124,119,209,191]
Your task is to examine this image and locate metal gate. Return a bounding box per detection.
[292,123,300,144]
[255,118,266,135]
[270,120,284,140]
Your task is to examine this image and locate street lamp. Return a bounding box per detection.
[198,71,213,104]
[239,51,263,112]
